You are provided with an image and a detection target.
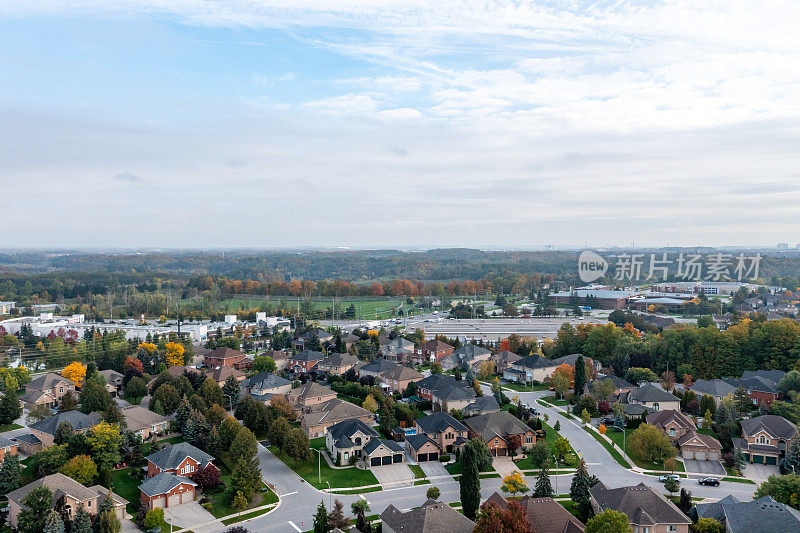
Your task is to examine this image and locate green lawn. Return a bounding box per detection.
[268,446,378,489]
[606,428,684,471]
[221,506,273,526]
[584,427,632,469]
[0,423,23,433]
[309,437,327,450]
[559,500,582,520]
[408,464,430,485]
[514,421,577,470]
[109,467,143,514]
[446,461,497,475]
[207,480,278,519]
[502,382,549,392]
[542,395,570,406]
[219,296,407,319]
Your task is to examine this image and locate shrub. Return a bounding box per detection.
[201,502,214,512]
[144,509,164,530]
[439,454,450,462]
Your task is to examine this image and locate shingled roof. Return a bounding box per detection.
[138,472,197,497]
[741,415,797,440]
[30,411,102,435]
[484,492,585,533]
[381,498,475,533]
[590,482,691,526]
[146,442,215,471]
[416,412,468,434]
[464,411,531,443]
[628,383,679,403]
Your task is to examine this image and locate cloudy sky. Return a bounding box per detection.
[2,1,800,249]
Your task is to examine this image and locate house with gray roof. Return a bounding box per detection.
[463,395,500,417]
[405,433,442,462]
[362,438,405,467]
[625,383,680,412]
[464,411,536,456]
[325,418,380,465]
[146,442,216,477]
[441,344,491,371]
[21,372,75,410]
[415,412,468,454]
[245,371,292,401]
[484,492,585,533]
[381,498,476,533]
[380,338,415,362]
[590,482,691,533]
[734,414,797,465]
[29,411,102,450]
[139,472,198,510]
[689,378,738,404]
[694,495,800,533]
[360,359,398,380]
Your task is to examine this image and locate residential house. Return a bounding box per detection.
[232,355,253,371]
[289,350,326,374]
[205,365,246,387]
[286,382,337,413]
[7,473,127,528]
[504,353,587,384]
[145,441,217,478]
[203,347,247,368]
[380,338,415,362]
[21,372,75,410]
[313,352,360,376]
[121,405,170,440]
[689,379,738,405]
[415,412,469,453]
[585,375,636,397]
[694,495,800,533]
[379,365,423,393]
[99,369,125,397]
[28,411,102,452]
[415,374,474,410]
[381,498,476,533]
[360,359,398,380]
[464,411,536,456]
[300,398,374,438]
[362,438,405,467]
[139,472,197,510]
[405,434,442,462]
[734,414,797,465]
[147,366,203,390]
[432,384,477,413]
[738,370,785,407]
[341,332,362,352]
[624,383,680,412]
[326,418,380,465]
[0,435,18,461]
[293,328,334,350]
[590,482,691,533]
[646,410,722,461]
[140,443,216,509]
[489,350,522,373]
[412,339,454,364]
[245,372,292,402]
[463,396,501,417]
[484,492,585,533]
[444,344,492,371]
[258,349,290,371]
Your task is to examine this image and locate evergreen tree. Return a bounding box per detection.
[44,510,65,533]
[0,451,22,497]
[54,421,75,445]
[533,461,553,497]
[152,399,165,415]
[175,397,193,433]
[207,425,224,458]
[103,401,127,428]
[459,438,481,520]
[72,507,92,533]
[677,488,692,514]
[574,355,586,397]
[18,485,53,533]
[313,500,329,533]
[58,391,77,412]
[223,375,242,407]
[0,389,22,424]
[570,458,593,521]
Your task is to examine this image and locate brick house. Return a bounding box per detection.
[404,434,442,462]
[20,372,75,410]
[645,409,722,461]
[140,442,217,510]
[289,350,325,374]
[205,365,247,387]
[139,472,198,510]
[203,347,247,368]
[646,410,695,440]
[300,398,374,438]
[29,411,102,451]
[0,436,18,462]
[412,340,454,364]
[590,482,691,533]
[464,411,536,456]
[121,405,170,440]
[414,374,472,403]
[286,381,337,412]
[734,415,797,465]
[145,442,217,478]
[379,365,423,393]
[8,473,126,528]
[313,353,360,376]
[624,383,680,412]
[414,412,468,453]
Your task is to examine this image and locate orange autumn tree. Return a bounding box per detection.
[62,361,87,387]
[165,342,185,367]
[550,364,574,399]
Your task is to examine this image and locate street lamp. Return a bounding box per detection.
[326,481,332,509]
[552,453,558,495]
[311,449,322,484]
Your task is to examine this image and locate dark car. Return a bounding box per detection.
[600,417,615,426]
[698,477,720,486]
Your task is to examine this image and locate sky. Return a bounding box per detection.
[2,1,800,249]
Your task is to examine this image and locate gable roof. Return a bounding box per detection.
[146,442,215,470]
[739,375,780,394]
[741,415,797,440]
[588,375,634,391]
[206,347,246,361]
[360,359,398,374]
[452,344,491,359]
[465,411,531,443]
[98,369,124,384]
[719,496,800,533]
[289,381,336,403]
[464,396,500,413]
[122,405,170,432]
[363,438,404,455]
[690,378,738,398]
[491,350,522,364]
[138,472,197,497]
[485,493,586,533]
[27,372,72,390]
[381,499,475,533]
[327,418,379,442]
[206,366,246,382]
[419,339,454,351]
[742,369,786,384]
[291,350,326,362]
[30,411,102,435]
[380,365,423,382]
[7,473,99,506]
[628,383,679,403]
[677,430,722,450]
[298,328,333,341]
[405,433,440,451]
[590,483,691,526]
[415,374,471,394]
[246,372,291,392]
[416,412,468,434]
[646,409,695,430]
[315,353,359,368]
[301,398,372,428]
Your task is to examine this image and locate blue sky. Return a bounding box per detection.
[2,1,800,248]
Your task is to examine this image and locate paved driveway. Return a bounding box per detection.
[372,464,414,487]
[683,460,725,475]
[418,460,450,479]
[492,456,517,477]
[163,501,216,529]
[742,462,779,484]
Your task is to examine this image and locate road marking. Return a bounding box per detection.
[288,521,302,532]
[279,491,298,498]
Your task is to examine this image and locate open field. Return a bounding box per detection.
[218,296,410,319]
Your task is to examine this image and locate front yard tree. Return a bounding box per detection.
[72,507,92,533]
[59,454,97,485]
[528,441,550,468]
[284,427,313,462]
[175,397,192,433]
[570,458,594,520]
[0,452,22,497]
[574,355,586,396]
[664,476,679,496]
[554,437,570,463]
[200,377,225,407]
[474,500,530,533]
[460,438,481,519]
[268,417,290,449]
[219,416,242,449]
[229,427,258,465]
[465,437,493,472]
[44,510,65,533]
[230,458,260,501]
[678,488,692,514]
[754,472,800,506]
[501,471,529,496]
[18,485,53,533]
[362,394,378,413]
[79,376,112,413]
[351,499,371,533]
[551,366,572,399]
[328,499,351,530]
[0,389,22,424]
[585,510,631,533]
[691,517,725,533]
[223,375,242,407]
[627,423,676,466]
[533,462,553,497]
[313,501,329,533]
[58,391,77,412]
[581,408,591,425]
[86,421,122,476]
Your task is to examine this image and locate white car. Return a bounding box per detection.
[658,474,680,483]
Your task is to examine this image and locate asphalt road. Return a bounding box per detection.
[221,384,757,533]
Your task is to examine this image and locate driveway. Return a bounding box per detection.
[742,462,779,484]
[120,519,140,533]
[418,460,450,479]
[372,464,414,487]
[163,501,216,529]
[683,460,725,476]
[492,456,517,477]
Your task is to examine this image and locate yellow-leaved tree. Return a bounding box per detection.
[138,342,157,354]
[62,361,87,387]
[500,471,529,496]
[165,342,185,367]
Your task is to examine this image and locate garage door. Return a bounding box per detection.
[418,453,428,462]
[151,497,166,509]
[708,452,720,461]
[393,454,403,463]
[683,450,695,460]
[766,456,778,465]
[382,456,392,465]
[181,489,193,504]
[751,454,764,464]
[695,451,707,461]
[429,452,438,461]
[371,457,381,466]
[496,448,506,456]
[168,493,181,507]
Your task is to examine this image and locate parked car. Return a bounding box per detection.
[658,474,680,483]
[698,477,720,486]
[599,417,615,426]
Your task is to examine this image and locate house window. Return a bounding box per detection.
[642,528,649,533]
[653,403,659,411]
[752,398,759,405]
[669,428,676,436]
[525,436,533,444]
[668,527,677,532]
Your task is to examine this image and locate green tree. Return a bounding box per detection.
[581,408,591,425]
[426,486,440,500]
[0,451,22,497]
[59,454,98,485]
[585,510,631,533]
[351,499,371,533]
[574,355,586,396]
[627,423,677,466]
[223,375,242,407]
[125,376,148,400]
[459,436,481,520]
[58,391,77,412]
[754,473,800,508]
[283,427,313,462]
[200,377,225,407]
[79,377,112,413]
[144,509,164,530]
[252,356,276,373]
[733,387,752,416]
[268,416,290,449]
[554,437,571,463]
[570,458,594,520]
[691,517,725,533]
[229,426,258,465]
[533,461,553,497]
[313,500,329,533]
[175,396,193,434]
[527,441,550,468]
[150,384,180,414]
[86,421,123,474]
[44,509,65,533]
[551,371,571,399]
[591,378,616,402]
[230,457,261,502]
[664,476,679,495]
[99,507,121,533]
[464,437,493,472]
[232,490,249,511]
[0,389,21,424]
[17,485,53,533]
[72,507,92,533]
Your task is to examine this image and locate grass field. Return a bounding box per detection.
[514,421,577,470]
[218,296,412,319]
[0,423,22,433]
[109,468,142,514]
[268,446,378,489]
[606,428,685,471]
